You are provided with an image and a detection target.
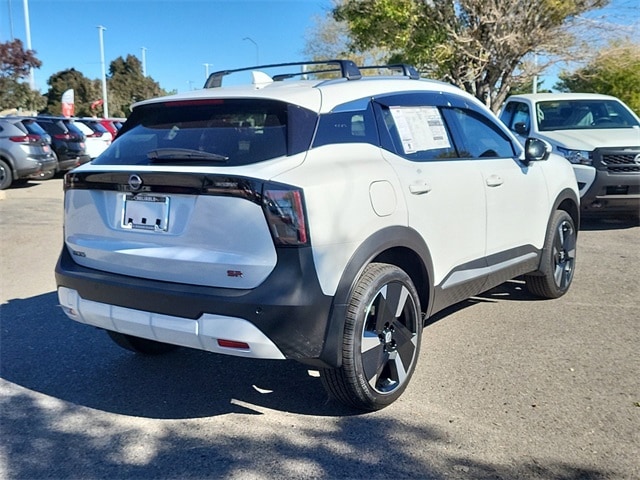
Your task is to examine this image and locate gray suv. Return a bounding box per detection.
[0,118,57,190]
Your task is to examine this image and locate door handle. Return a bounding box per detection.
[409,183,432,195]
[486,175,503,187]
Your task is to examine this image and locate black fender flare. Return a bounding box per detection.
[316,225,435,369]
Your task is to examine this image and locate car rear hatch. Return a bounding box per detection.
[62,97,318,289]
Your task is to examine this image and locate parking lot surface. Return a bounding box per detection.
[1,178,639,479]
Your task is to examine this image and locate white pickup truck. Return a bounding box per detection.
[500,93,640,216]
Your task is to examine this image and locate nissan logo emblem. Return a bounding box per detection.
[634,154,640,166]
[128,174,143,191]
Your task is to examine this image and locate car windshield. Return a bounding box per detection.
[536,100,640,131]
[93,99,317,166]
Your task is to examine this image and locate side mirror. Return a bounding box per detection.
[524,137,551,164]
[514,122,528,135]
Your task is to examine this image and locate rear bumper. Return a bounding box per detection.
[55,245,337,365]
[57,154,91,172]
[14,154,54,178]
[58,286,287,359]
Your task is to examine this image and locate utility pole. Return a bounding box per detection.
[141,47,147,76]
[23,0,35,89]
[98,25,109,118]
[203,63,213,80]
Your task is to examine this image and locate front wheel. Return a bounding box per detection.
[106,330,180,355]
[525,210,577,299]
[321,263,422,411]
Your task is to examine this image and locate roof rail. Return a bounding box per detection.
[358,64,421,80]
[204,60,362,88]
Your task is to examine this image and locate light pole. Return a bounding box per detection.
[203,63,213,80]
[141,47,147,76]
[243,37,259,65]
[98,25,109,118]
[23,0,35,89]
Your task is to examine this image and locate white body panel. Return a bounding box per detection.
[381,151,487,285]
[273,143,408,296]
[64,176,277,289]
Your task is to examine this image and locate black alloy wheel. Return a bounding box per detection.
[321,263,422,411]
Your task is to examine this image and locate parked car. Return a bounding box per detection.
[74,118,112,159]
[2,116,58,180]
[34,116,91,172]
[500,93,640,216]
[55,60,580,411]
[96,119,118,141]
[0,117,57,189]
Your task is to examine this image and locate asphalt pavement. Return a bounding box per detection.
[1,178,638,479]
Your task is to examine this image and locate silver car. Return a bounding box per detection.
[0,118,57,189]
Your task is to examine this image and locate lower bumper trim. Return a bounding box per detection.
[58,286,286,359]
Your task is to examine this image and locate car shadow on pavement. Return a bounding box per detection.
[1,293,620,480]
[0,292,355,419]
[580,215,640,231]
[425,279,538,327]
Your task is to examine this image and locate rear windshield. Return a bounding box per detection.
[21,119,48,136]
[93,99,317,166]
[536,99,640,131]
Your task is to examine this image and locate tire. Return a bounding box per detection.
[106,330,180,355]
[525,210,577,299]
[0,159,13,190]
[321,263,422,411]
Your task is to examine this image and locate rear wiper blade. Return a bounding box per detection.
[146,148,229,162]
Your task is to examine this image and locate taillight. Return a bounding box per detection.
[54,133,72,140]
[9,134,40,143]
[262,184,309,246]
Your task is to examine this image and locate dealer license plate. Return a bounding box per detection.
[121,194,170,232]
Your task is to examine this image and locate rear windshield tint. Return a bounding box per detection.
[21,119,48,136]
[93,99,317,166]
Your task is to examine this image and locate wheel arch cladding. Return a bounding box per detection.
[554,187,580,231]
[316,226,434,369]
[533,187,580,275]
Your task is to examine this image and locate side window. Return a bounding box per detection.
[313,103,378,147]
[376,104,457,161]
[500,102,530,135]
[444,107,516,159]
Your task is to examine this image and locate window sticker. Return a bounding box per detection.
[389,106,451,154]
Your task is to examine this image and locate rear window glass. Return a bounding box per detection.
[21,119,48,136]
[313,100,378,147]
[93,99,317,166]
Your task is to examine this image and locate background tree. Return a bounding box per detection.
[0,39,45,113]
[106,55,168,117]
[43,68,101,117]
[304,1,389,68]
[332,0,610,111]
[555,40,640,114]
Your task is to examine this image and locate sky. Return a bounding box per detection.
[0,0,333,94]
[1,0,638,97]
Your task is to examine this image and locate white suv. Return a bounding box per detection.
[56,61,580,411]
